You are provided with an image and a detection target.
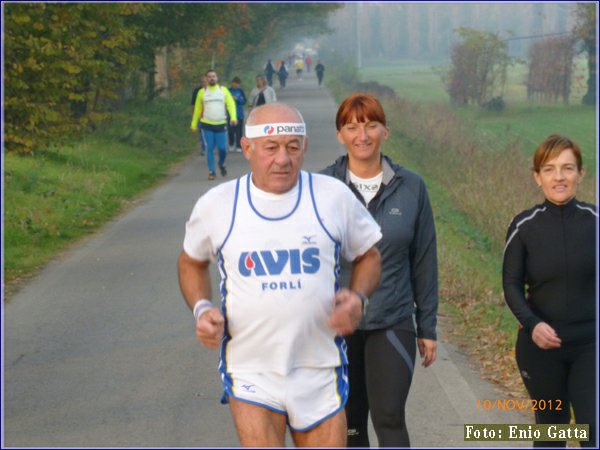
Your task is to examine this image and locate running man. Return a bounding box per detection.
[190,69,237,180]
[178,102,382,447]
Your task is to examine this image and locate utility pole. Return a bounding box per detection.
[356,2,362,69]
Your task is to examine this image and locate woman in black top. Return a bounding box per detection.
[321,93,438,447]
[502,134,597,447]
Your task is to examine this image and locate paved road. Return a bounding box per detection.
[2,70,530,447]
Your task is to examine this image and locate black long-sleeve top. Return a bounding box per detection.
[502,198,597,344]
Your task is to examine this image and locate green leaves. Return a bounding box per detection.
[4,3,143,153]
[446,28,512,107]
[4,3,341,153]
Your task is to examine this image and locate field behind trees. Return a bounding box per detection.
[327,57,596,396]
[359,58,596,171]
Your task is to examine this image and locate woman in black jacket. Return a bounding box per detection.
[277,61,288,89]
[321,93,439,447]
[502,134,597,447]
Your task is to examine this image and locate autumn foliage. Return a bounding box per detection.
[4,3,148,153]
[526,36,576,104]
[445,29,511,108]
[3,3,340,154]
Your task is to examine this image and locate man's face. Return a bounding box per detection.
[206,71,218,86]
[241,106,308,194]
[242,135,307,194]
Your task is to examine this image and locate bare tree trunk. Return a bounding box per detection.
[582,39,596,105]
[154,46,169,98]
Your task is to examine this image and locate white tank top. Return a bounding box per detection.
[202,86,227,122]
[218,172,346,375]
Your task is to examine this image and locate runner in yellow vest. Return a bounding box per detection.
[191,69,238,180]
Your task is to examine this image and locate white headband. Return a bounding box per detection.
[245,123,306,138]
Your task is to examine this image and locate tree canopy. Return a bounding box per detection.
[444,28,512,108]
[572,3,596,105]
[3,3,340,153]
[4,3,148,153]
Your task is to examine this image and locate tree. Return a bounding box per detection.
[123,3,224,100]
[526,36,575,104]
[3,3,342,153]
[3,3,146,153]
[572,3,596,105]
[445,28,512,108]
[180,3,341,84]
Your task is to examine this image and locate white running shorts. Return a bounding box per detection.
[222,365,348,431]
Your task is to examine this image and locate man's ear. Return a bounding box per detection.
[241,137,252,161]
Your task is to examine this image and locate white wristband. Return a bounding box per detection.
[193,299,213,322]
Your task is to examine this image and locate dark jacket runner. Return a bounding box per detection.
[321,154,438,339]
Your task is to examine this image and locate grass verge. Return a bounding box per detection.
[391,132,526,397]
[3,93,196,300]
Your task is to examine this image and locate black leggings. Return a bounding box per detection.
[228,118,243,149]
[516,329,596,448]
[346,319,416,447]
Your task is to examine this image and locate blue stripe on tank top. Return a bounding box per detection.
[218,177,242,381]
[308,172,346,365]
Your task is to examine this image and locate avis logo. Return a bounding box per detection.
[239,248,320,276]
[263,125,275,135]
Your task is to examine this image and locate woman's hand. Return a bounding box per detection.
[531,322,562,349]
